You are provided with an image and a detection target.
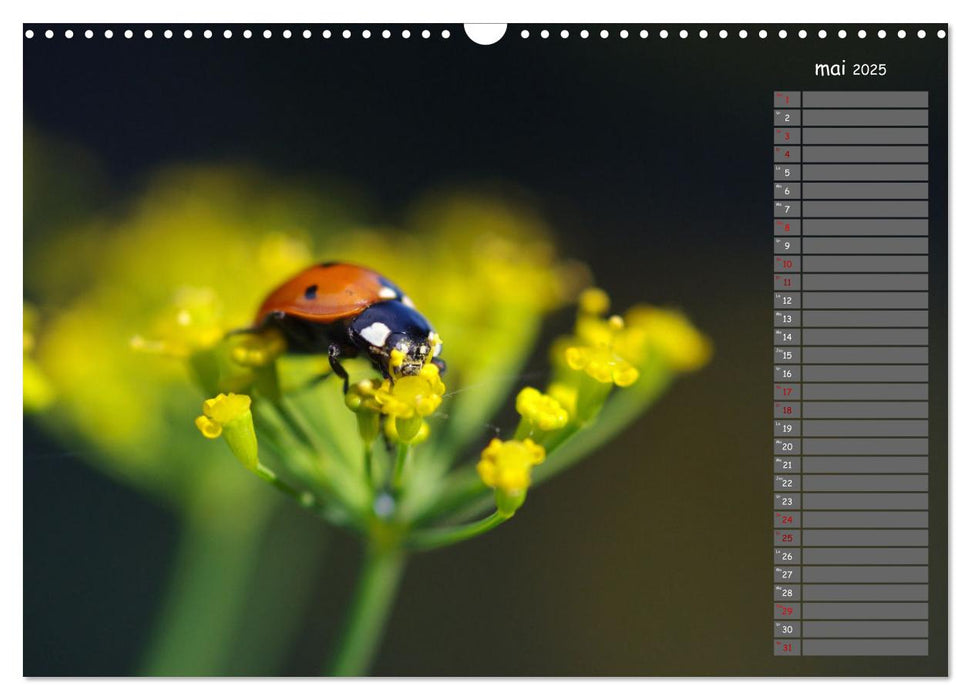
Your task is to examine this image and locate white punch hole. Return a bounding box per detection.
[464,24,507,46]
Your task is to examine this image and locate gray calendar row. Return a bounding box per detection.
[776,602,929,620]
[796,639,928,656]
[774,477,928,495]
[778,474,927,491]
[774,347,929,363]
[774,585,930,602]
[776,329,929,345]
[774,383,928,400]
[773,566,927,584]
[775,182,928,199]
[775,201,928,217]
[774,128,928,145]
[774,418,928,436]
[774,401,928,418]
[772,510,929,528]
[774,92,928,109]
[774,109,928,127]
[774,291,929,307]
[775,164,929,181]
[774,528,927,545]
[775,274,929,291]
[775,621,928,637]
[775,146,929,163]
[774,220,928,235]
[775,603,927,616]
[775,257,928,273]
[774,438,928,455]
[774,366,929,381]
[774,310,928,327]
[775,548,928,565]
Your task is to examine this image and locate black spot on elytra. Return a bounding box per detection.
[304,284,318,300]
[319,261,338,268]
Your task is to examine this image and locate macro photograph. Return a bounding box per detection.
[22,20,947,678]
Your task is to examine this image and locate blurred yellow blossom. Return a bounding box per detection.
[23,304,55,412]
[130,287,225,358]
[515,387,569,433]
[476,438,546,515]
[230,328,288,368]
[625,305,713,372]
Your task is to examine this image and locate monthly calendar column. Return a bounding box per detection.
[773,90,803,656]
[771,90,931,658]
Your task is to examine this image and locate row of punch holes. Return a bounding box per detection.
[24,26,948,41]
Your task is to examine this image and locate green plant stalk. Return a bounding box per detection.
[226,511,333,675]
[406,510,509,550]
[392,443,409,491]
[328,543,407,676]
[140,489,274,676]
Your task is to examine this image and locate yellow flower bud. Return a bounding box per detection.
[194,392,259,471]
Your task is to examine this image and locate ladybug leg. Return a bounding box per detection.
[328,343,351,394]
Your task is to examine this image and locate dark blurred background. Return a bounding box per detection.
[24,23,947,675]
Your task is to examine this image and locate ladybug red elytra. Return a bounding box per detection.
[243,261,444,391]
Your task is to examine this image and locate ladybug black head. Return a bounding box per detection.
[348,300,443,378]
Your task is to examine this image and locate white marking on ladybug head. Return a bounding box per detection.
[378,286,398,300]
[428,331,443,357]
[402,295,416,309]
[360,322,392,347]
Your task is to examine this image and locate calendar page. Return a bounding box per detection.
[22,20,948,677]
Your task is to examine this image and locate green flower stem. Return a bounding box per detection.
[271,396,327,456]
[140,486,273,675]
[412,471,490,525]
[405,510,510,551]
[254,401,370,523]
[392,443,409,491]
[328,543,407,676]
[363,442,375,487]
[226,511,332,675]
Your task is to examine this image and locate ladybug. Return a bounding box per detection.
[245,261,444,391]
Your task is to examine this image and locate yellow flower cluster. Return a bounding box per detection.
[515,387,569,433]
[375,363,446,419]
[564,318,640,387]
[346,363,447,445]
[476,438,546,515]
